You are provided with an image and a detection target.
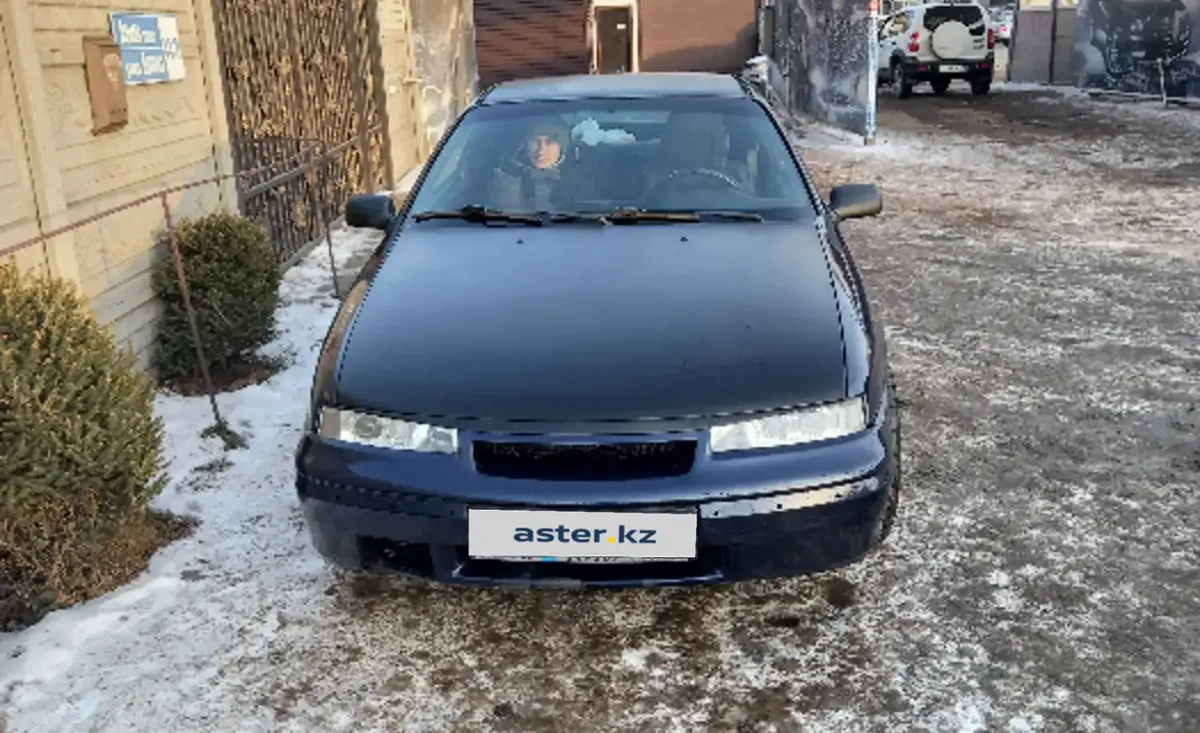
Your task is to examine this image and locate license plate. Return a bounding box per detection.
[467,509,698,561]
[941,64,967,73]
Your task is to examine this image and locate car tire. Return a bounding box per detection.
[891,63,913,99]
[970,77,991,95]
[875,371,902,546]
[930,76,951,95]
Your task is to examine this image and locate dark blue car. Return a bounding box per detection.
[296,72,901,588]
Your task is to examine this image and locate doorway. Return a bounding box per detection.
[595,6,634,73]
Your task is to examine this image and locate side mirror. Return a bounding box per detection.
[345,193,396,230]
[828,183,882,220]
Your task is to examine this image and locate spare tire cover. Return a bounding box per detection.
[930,21,971,58]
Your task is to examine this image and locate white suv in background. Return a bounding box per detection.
[877,2,996,98]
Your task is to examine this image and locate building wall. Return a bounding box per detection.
[638,0,757,73]
[0,13,46,276]
[378,0,431,182]
[2,0,231,370]
[1010,5,1079,84]
[409,0,478,157]
[4,0,443,373]
[33,0,229,366]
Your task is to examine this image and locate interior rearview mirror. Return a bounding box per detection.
[828,183,883,220]
[345,193,396,231]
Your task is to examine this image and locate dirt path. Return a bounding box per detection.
[874,86,1200,185]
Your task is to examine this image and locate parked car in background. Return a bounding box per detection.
[296,73,901,589]
[877,1,996,98]
[989,6,1014,44]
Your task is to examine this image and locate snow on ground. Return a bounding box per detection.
[2,91,1199,733]
[0,227,384,733]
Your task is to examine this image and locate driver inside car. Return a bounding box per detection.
[488,119,589,212]
[643,111,750,196]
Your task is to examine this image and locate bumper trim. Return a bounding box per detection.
[699,477,879,518]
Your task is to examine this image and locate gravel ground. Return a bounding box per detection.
[792,89,1200,731]
[4,90,1197,733]
[321,91,1199,732]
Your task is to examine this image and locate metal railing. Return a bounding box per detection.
[0,129,382,438]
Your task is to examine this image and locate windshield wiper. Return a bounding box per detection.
[695,210,763,222]
[605,207,701,224]
[548,212,613,226]
[600,208,764,224]
[412,204,543,225]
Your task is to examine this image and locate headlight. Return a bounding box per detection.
[709,397,867,453]
[318,407,458,454]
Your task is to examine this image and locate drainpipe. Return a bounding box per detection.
[1047,0,1059,84]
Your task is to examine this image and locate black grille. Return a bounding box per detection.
[472,440,697,481]
[455,546,725,585]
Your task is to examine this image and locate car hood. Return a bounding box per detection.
[334,221,848,425]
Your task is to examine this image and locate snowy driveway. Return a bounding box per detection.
[2,89,1198,733]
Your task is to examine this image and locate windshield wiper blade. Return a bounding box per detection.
[605,207,701,224]
[600,208,764,224]
[696,210,764,222]
[548,212,612,226]
[412,204,543,225]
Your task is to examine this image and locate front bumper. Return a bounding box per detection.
[902,55,994,80]
[296,409,898,589]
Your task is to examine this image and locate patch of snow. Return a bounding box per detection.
[0,224,384,733]
[619,647,652,671]
[992,81,1056,93]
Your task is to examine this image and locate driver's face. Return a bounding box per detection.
[527,134,562,170]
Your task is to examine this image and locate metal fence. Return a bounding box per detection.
[209,0,393,261]
[0,134,369,435]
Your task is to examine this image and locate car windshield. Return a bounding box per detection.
[407,96,816,221]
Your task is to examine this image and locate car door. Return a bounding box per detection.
[877,13,910,74]
[877,14,899,74]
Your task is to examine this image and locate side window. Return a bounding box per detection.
[880,15,900,37]
[881,12,911,38]
[421,128,474,195]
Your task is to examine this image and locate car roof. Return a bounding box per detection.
[480,73,748,105]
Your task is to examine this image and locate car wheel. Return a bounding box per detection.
[930,76,951,95]
[891,63,913,99]
[874,371,902,546]
[970,77,991,95]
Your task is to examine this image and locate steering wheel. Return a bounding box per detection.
[643,168,744,202]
